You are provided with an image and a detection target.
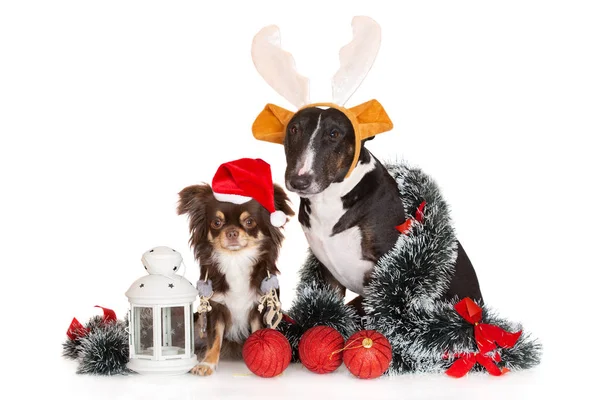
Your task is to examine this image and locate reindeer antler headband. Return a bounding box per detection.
[251,16,394,178]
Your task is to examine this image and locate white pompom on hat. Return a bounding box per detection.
[211,158,287,227]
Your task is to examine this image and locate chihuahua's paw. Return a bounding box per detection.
[191,362,216,376]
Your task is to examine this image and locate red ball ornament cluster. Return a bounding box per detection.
[242,326,392,379]
[298,326,392,379]
[242,328,292,378]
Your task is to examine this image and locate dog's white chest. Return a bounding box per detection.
[211,249,260,343]
[303,190,374,295]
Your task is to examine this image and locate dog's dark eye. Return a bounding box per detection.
[289,124,298,135]
[244,217,256,229]
[329,129,340,139]
[210,218,223,229]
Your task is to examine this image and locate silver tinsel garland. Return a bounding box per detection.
[62,314,131,375]
[278,162,542,375]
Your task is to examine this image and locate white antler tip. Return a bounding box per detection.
[352,15,379,26]
[251,24,310,108]
[331,16,382,106]
[252,25,280,48]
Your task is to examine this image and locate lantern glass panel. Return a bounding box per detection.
[160,306,186,357]
[134,306,154,357]
[189,304,194,355]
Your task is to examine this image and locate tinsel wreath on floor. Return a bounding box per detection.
[62,306,131,375]
[278,161,542,376]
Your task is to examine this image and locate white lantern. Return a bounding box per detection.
[125,246,198,375]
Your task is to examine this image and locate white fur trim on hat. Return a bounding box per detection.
[213,192,252,204]
[270,210,287,227]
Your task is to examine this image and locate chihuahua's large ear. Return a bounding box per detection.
[177,184,213,215]
[273,183,295,218]
[268,184,295,247]
[177,184,213,244]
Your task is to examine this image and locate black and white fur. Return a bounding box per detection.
[284,106,483,307]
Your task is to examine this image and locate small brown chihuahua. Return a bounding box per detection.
[177,158,294,376]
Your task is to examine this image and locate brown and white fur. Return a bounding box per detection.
[177,183,294,376]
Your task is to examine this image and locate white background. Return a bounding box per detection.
[1,1,599,399]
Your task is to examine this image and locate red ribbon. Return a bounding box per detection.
[66,318,90,340]
[282,313,296,325]
[396,201,426,234]
[446,351,507,377]
[66,306,117,340]
[94,305,117,323]
[446,298,522,378]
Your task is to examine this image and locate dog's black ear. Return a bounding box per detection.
[273,183,295,217]
[265,184,294,247]
[177,184,213,240]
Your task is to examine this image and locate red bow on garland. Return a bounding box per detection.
[396,201,426,234]
[445,298,522,378]
[66,305,117,340]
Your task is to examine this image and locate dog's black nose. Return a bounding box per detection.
[226,229,239,239]
[289,176,311,191]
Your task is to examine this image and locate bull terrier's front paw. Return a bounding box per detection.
[191,362,216,376]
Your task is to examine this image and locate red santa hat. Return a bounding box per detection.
[211,158,288,227]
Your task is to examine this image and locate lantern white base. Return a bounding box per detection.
[127,356,198,376]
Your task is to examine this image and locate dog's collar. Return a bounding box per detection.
[251,99,393,178]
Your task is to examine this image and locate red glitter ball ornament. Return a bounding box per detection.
[299,326,345,374]
[343,330,392,379]
[242,329,292,378]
